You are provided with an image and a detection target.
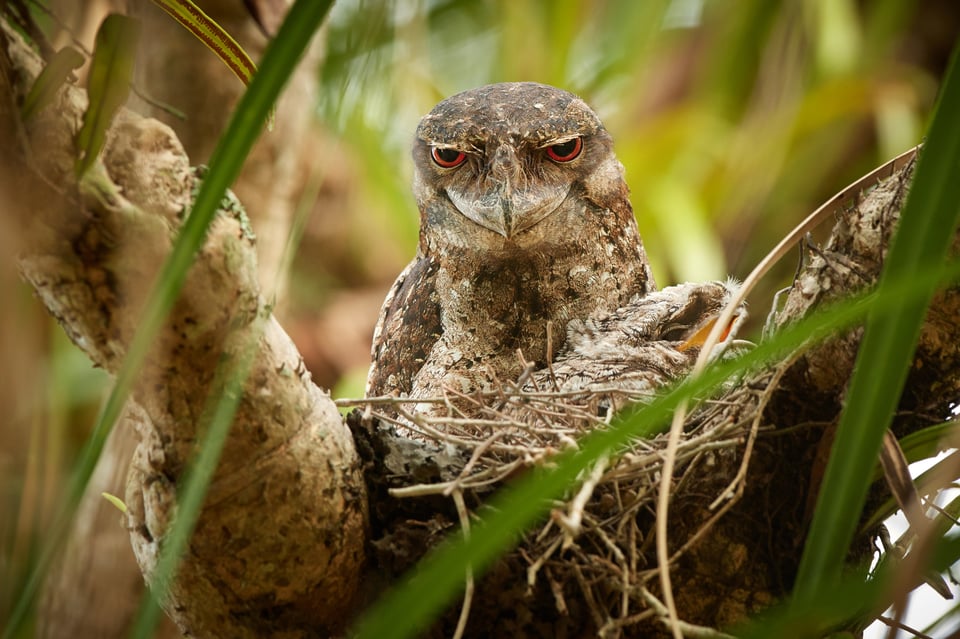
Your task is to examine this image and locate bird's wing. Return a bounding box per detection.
[365,255,442,398]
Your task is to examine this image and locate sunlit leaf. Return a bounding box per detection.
[74,14,140,178]
[21,46,84,121]
[151,0,257,87]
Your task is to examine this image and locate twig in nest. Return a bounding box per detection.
[805,236,872,283]
[597,610,656,638]
[526,535,563,589]
[545,565,569,616]
[639,588,737,639]
[573,563,606,631]
[707,353,794,511]
[448,429,509,495]
[578,510,628,572]
[576,513,632,619]
[451,489,474,639]
[359,375,789,636]
[556,455,609,545]
[386,405,533,453]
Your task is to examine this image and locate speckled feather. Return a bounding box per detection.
[535,281,744,405]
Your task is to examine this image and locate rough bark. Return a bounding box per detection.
[33,2,332,636]
[1,15,365,639]
[129,0,325,303]
[4,10,959,639]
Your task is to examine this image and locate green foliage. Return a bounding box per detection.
[4,1,957,637]
[74,14,139,177]
[151,0,258,87]
[20,45,83,121]
[316,1,931,289]
[793,42,960,606]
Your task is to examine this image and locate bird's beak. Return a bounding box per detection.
[446,144,571,238]
[450,185,570,238]
[677,306,746,356]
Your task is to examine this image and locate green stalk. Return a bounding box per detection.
[792,41,960,605]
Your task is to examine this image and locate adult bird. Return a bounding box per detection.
[366,82,739,415]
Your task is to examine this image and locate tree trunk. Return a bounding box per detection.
[2,15,365,638]
[23,2,335,637]
[3,11,957,639]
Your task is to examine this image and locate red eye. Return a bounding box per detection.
[546,137,583,162]
[431,147,467,168]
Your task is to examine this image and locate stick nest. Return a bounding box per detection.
[343,356,782,637]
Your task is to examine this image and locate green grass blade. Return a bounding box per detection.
[150,0,257,86]
[865,420,956,486]
[894,422,957,466]
[736,534,960,638]
[792,40,960,603]
[74,14,139,177]
[20,45,84,121]
[862,433,960,532]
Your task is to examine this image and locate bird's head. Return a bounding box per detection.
[413,82,627,243]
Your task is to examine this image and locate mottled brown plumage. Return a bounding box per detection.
[529,280,744,414]
[366,83,739,415]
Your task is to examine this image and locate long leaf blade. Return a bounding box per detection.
[21,46,84,121]
[736,534,960,638]
[151,0,257,86]
[793,40,960,603]
[74,14,140,177]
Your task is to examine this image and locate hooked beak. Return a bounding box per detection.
[446,143,570,238]
[448,183,569,237]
